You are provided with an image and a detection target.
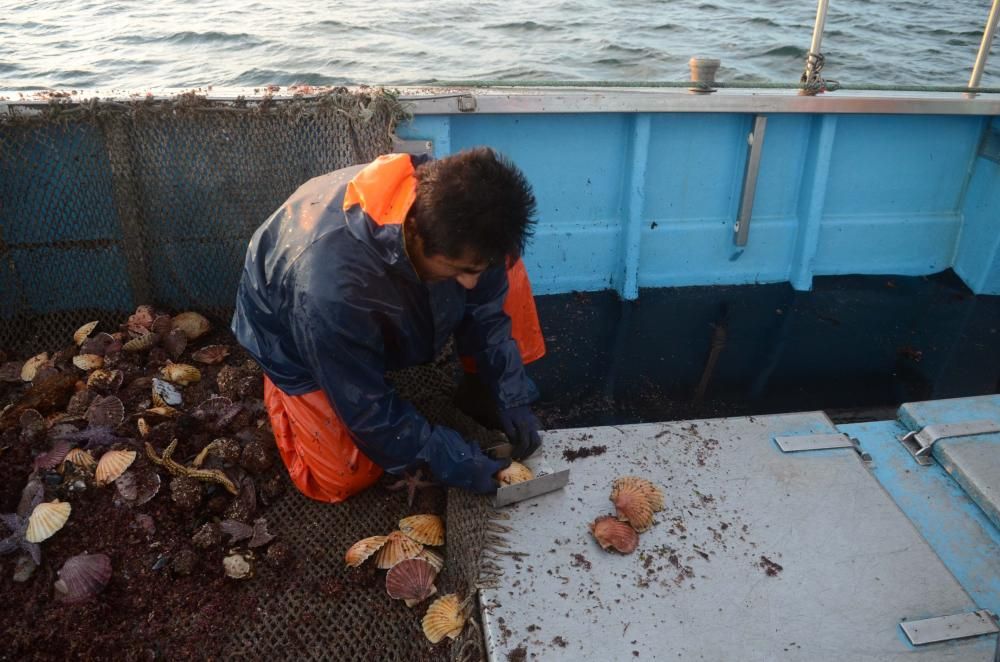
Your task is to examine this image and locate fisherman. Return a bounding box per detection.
[231,147,546,503]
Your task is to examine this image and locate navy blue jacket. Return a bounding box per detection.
[232,155,538,490]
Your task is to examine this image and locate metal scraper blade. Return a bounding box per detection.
[493,452,569,507]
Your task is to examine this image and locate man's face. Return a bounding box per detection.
[418,251,489,289]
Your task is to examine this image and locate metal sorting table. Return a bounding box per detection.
[481,413,998,661]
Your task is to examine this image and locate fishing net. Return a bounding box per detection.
[2,91,503,660]
[227,344,507,661]
[0,91,406,352]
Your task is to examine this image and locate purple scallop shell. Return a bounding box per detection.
[163,329,188,361]
[54,553,112,603]
[115,466,161,506]
[80,332,116,357]
[86,395,125,428]
[33,440,72,471]
[0,361,23,383]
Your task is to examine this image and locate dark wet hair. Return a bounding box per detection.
[408,147,536,265]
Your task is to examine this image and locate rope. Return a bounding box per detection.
[800,51,836,96]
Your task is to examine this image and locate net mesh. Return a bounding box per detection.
[0,91,406,352]
[1,93,504,661]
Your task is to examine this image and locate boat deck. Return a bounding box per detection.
[482,396,1000,660]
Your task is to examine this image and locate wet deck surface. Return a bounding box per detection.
[482,413,997,661]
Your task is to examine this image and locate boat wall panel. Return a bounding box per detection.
[955,118,1000,295]
[397,111,995,295]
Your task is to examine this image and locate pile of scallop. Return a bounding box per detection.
[344,513,470,644]
[0,306,287,599]
[589,476,665,554]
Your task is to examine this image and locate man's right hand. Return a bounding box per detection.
[470,452,510,494]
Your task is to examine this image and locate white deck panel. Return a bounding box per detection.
[481,413,996,661]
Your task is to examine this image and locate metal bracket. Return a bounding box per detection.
[899,419,1000,466]
[899,609,999,646]
[773,432,854,453]
[391,137,434,156]
[457,95,477,112]
[733,115,767,247]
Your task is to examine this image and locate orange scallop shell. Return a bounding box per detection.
[385,557,438,607]
[590,515,639,554]
[26,500,72,543]
[171,312,211,341]
[422,594,466,643]
[95,449,136,485]
[496,461,534,485]
[123,332,158,352]
[610,476,664,532]
[399,514,445,546]
[375,530,423,570]
[344,535,388,567]
[72,354,104,371]
[20,353,49,382]
[160,363,201,386]
[73,321,99,346]
[64,448,96,471]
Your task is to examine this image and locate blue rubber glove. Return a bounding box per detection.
[470,451,511,494]
[499,405,542,460]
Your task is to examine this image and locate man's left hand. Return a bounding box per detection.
[499,405,542,460]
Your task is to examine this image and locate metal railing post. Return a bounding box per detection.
[803,0,831,84]
[969,0,1000,91]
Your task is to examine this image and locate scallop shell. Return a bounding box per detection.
[172,312,211,341]
[25,500,72,543]
[150,314,172,337]
[399,514,445,546]
[589,515,639,554]
[80,332,116,356]
[21,353,49,381]
[73,321,99,346]
[375,530,424,570]
[0,361,23,382]
[33,440,72,471]
[192,344,230,365]
[421,594,466,643]
[65,447,96,471]
[127,306,155,333]
[95,449,137,485]
[344,535,388,568]
[86,395,125,428]
[496,461,534,485]
[144,405,180,418]
[66,389,96,417]
[87,369,123,392]
[123,332,158,352]
[386,558,438,607]
[137,417,151,437]
[417,548,444,572]
[223,553,252,579]
[160,363,201,386]
[610,476,664,532]
[72,354,104,371]
[151,378,183,407]
[54,553,112,603]
[163,328,188,360]
[115,467,161,506]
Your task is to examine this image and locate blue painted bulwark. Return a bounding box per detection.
[398,109,1000,297]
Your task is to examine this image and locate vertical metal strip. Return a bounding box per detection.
[734,115,768,246]
[621,113,650,300]
[102,115,152,307]
[790,114,837,290]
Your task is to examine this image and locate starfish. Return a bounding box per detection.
[387,469,436,508]
[0,480,44,566]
